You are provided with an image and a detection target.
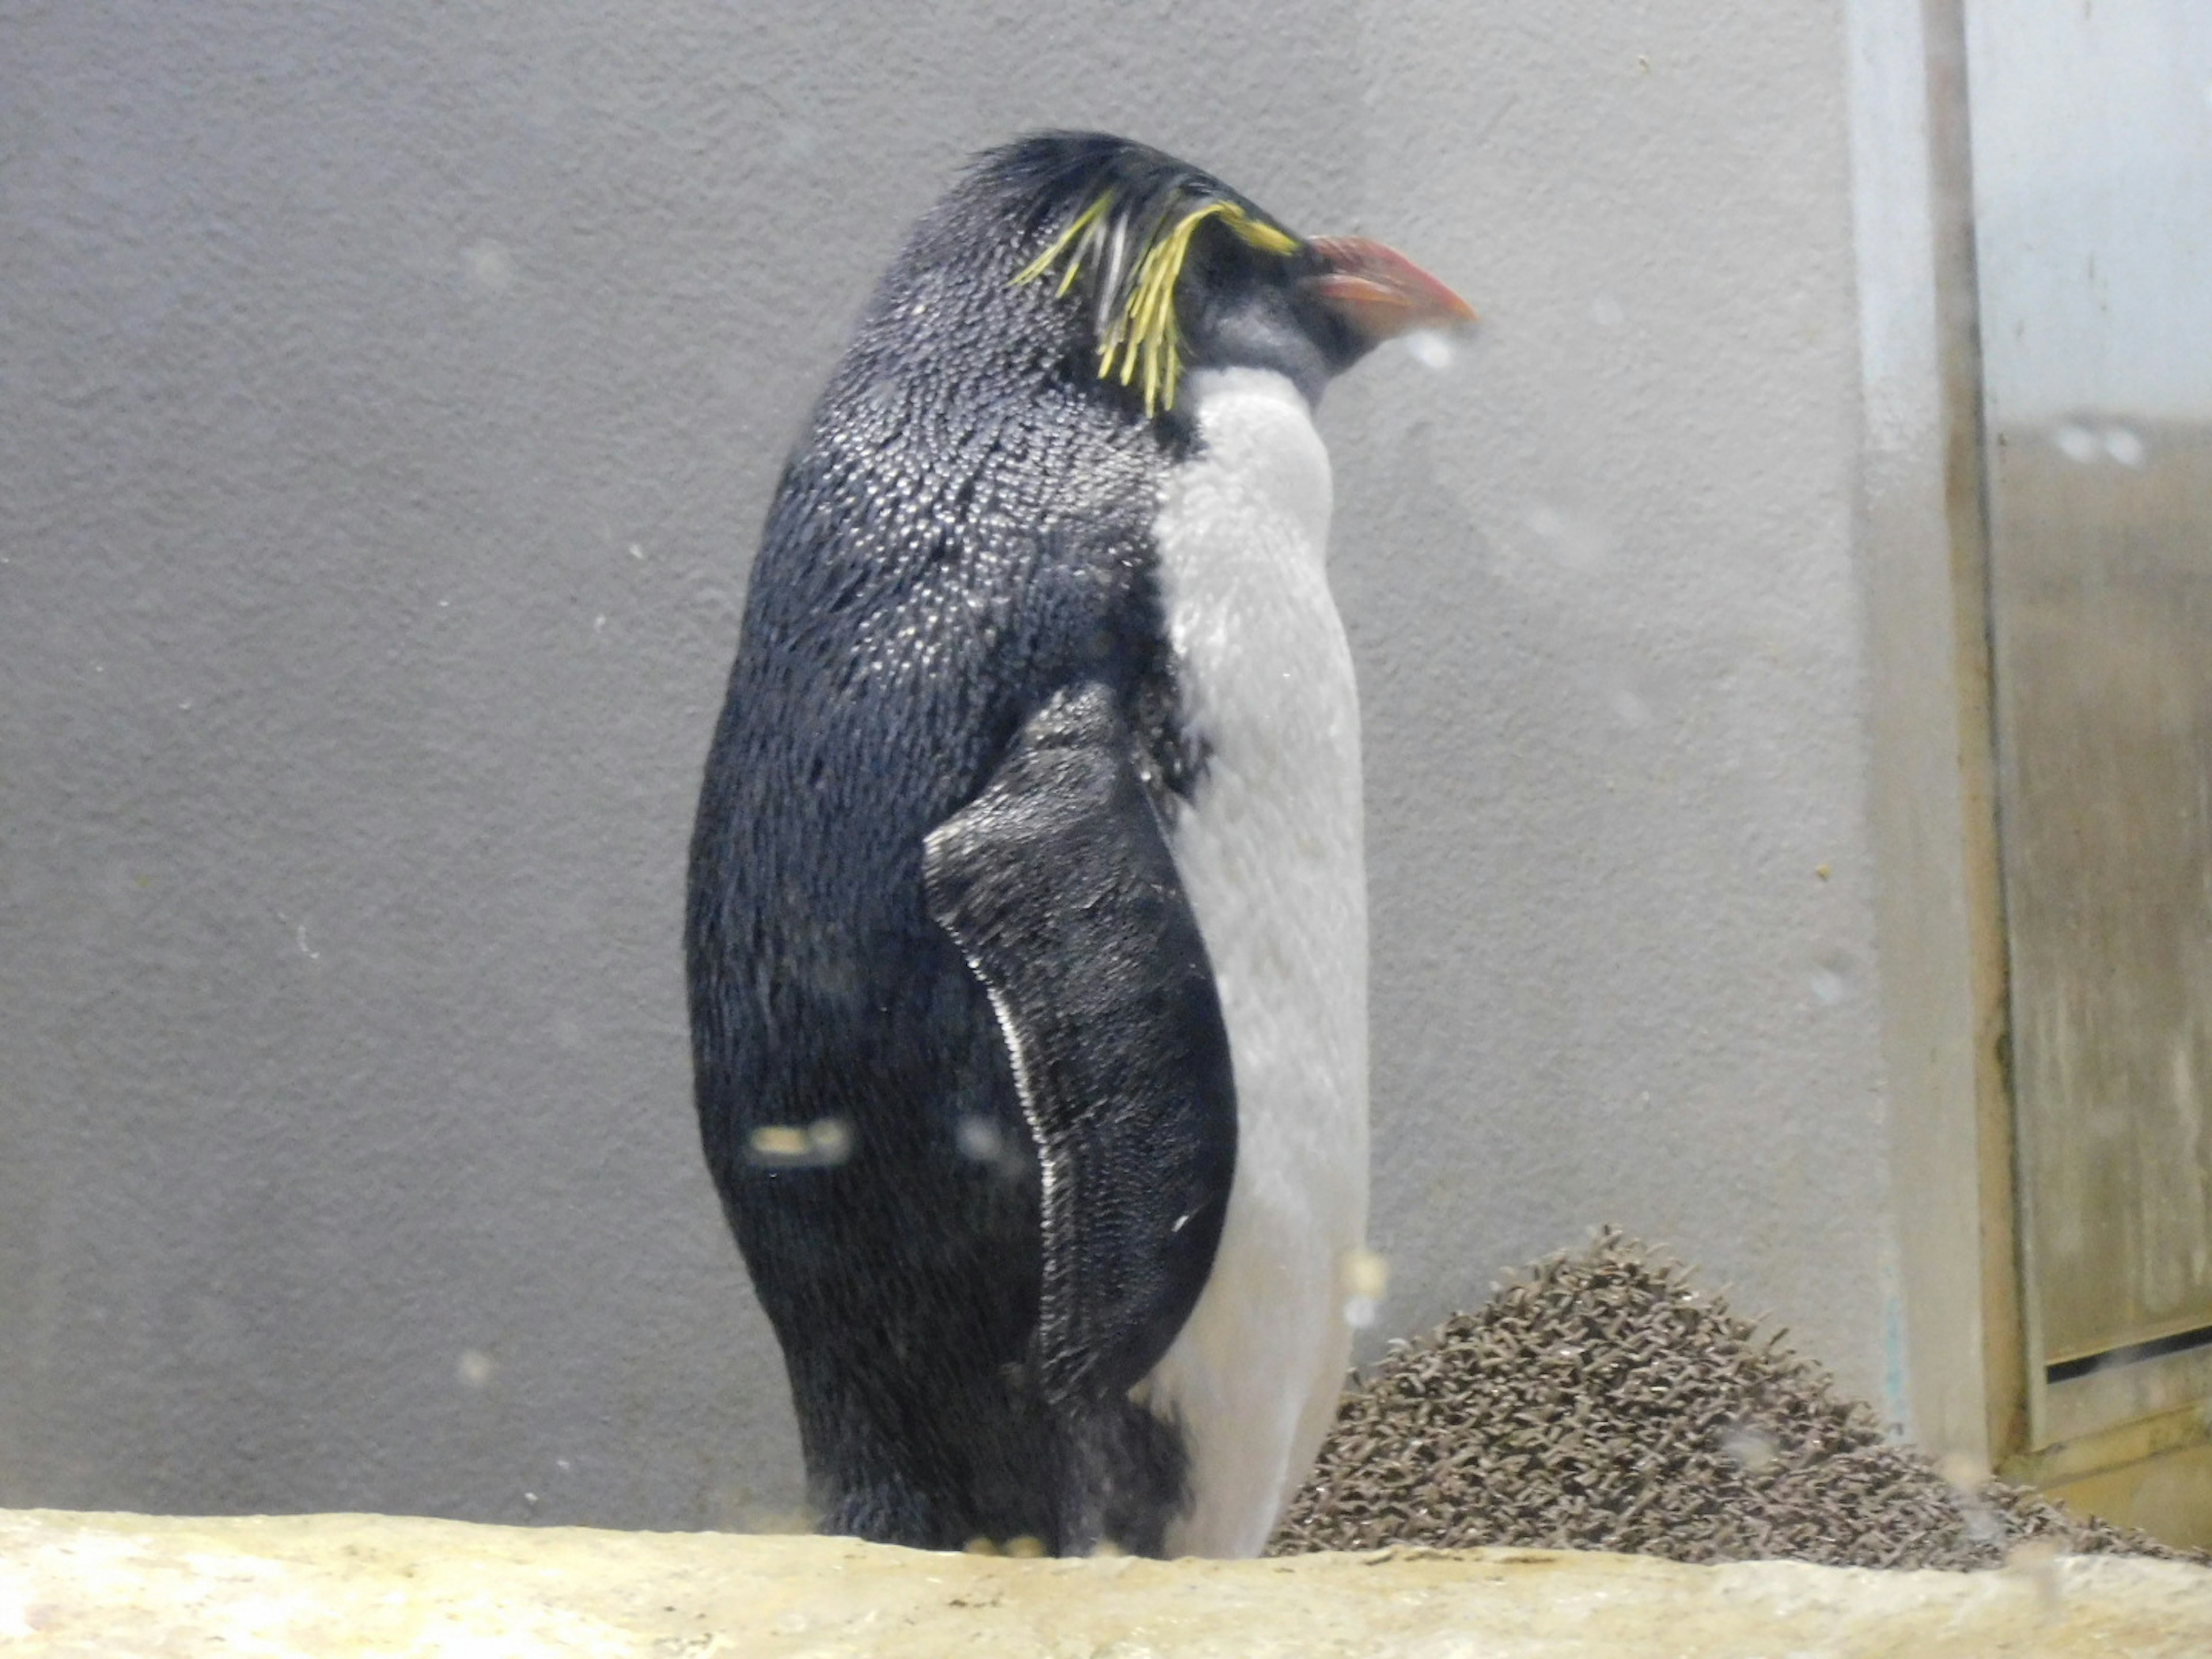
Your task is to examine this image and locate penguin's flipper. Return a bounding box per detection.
[923,681,1235,1408]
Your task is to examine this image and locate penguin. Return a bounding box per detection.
[687,131,1472,1558]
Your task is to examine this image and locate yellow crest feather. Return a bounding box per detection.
[1015,192,1300,416]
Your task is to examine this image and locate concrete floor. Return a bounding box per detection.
[5,1508,2210,1657]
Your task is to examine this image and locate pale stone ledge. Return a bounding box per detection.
[3,1508,2210,1657]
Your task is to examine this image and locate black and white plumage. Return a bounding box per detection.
[687,132,1471,1558]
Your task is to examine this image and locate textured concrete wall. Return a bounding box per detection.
[0,1,1894,1528]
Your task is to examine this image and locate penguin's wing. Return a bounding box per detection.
[923,681,1235,1407]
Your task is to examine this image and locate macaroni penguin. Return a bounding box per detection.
[688,131,1471,1557]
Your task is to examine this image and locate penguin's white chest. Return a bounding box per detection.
[1137,368,1370,1556]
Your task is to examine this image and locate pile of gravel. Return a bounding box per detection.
[1274,1230,2202,1570]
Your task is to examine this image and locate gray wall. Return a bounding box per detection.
[2,1,1904,1528]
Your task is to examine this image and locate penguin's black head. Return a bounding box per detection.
[978,131,1474,416]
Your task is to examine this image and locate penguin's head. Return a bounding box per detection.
[985,131,1475,416]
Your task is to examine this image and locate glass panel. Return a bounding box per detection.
[1965,3,2212,1376]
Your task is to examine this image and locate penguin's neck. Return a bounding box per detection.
[1164,369,1333,575]
[1138,366,1371,1557]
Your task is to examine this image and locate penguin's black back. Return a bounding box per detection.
[686,136,1213,1550]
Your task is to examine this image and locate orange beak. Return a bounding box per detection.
[1306,236,1478,343]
